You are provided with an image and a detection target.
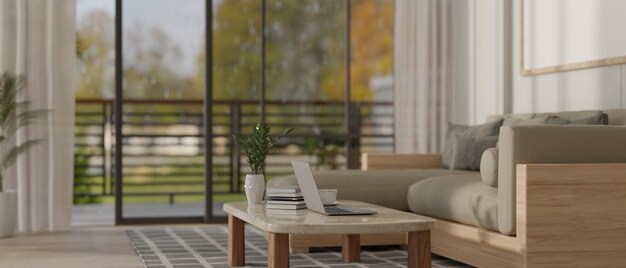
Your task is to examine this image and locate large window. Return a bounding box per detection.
[74,0,393,224]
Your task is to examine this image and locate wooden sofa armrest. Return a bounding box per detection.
[361,153,442,170]
[516,163,626,267]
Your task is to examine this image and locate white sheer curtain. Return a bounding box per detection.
[0,0,76,232]
[394,0,452,153]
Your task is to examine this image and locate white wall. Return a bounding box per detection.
[450,0,511,125]
[511,0,625,113]
[459,0,626,123]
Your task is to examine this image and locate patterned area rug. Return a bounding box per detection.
[126,226,473,268]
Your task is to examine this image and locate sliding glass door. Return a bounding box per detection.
[264,0,349,174]
[116,0,209,223]
[210,0,262,217]
[73,0,395,224]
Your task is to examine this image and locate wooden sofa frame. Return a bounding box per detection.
[287,153,626,267]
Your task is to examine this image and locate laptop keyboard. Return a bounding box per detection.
[325,207,353,214]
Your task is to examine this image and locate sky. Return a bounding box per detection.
[76,0,219,75]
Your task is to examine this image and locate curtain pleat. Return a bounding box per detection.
[394,0,453,153]
[0,0,76,233]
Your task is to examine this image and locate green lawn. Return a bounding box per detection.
[75,175,248,205]
[91,193,247,205]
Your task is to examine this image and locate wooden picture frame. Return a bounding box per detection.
[520,0,626,76]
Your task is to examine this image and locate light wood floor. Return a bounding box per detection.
[0,224,218,268]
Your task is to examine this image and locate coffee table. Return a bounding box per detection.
[223,200,436,268]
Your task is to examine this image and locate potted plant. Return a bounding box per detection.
[233,122,293,206]
[0,73,44,238]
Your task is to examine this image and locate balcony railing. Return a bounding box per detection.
[74,99,394,204]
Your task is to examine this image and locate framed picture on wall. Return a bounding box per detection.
[521,0,626,76]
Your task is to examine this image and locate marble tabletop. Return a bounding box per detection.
[223,200,436,234]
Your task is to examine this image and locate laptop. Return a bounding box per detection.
[291,161,377,216]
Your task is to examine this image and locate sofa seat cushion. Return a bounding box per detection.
[267,169,477,211]
[408,174,498,232]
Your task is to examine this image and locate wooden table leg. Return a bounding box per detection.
[228,214,245,267]
[342,234,361,262]
[268,232,289,268]
[408,230,431,268]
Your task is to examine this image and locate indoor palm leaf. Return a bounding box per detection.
[232,122,294,175]
[0,73,46,192]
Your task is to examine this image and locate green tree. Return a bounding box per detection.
[123,24,201,100]
[76,10,115,98]
[264,0,346,101]
[350,0,393,101]
[77,1,393,102]
[210,0,261,100]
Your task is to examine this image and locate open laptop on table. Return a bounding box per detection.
[291,161,377,216]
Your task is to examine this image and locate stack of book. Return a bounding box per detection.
[265,186,306,210]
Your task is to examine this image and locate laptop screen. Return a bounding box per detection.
[291,161,326,214]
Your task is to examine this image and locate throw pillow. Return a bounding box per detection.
[450,135,499,170]
[480,148,498,187]
[547,113,609,125]
[442,119,504,169]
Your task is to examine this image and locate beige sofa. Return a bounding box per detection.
[268,109,626,267]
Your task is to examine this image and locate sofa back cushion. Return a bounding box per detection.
[483,113,606,190]
[497,125,626,235]
[547,113,608,125]
[534,110,603,121]
[502,115,556,126]
[492,110,606,125]
[604,109,626,125]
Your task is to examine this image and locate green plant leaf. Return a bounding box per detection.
[281,127,295,136]
[0,72,46,191]
[231,122,294,175]
[2,139,42,170]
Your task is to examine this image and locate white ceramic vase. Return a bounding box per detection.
[245,174,265,206]
[0,190,17,238]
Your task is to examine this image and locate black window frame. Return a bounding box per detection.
[113,0,391,224]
